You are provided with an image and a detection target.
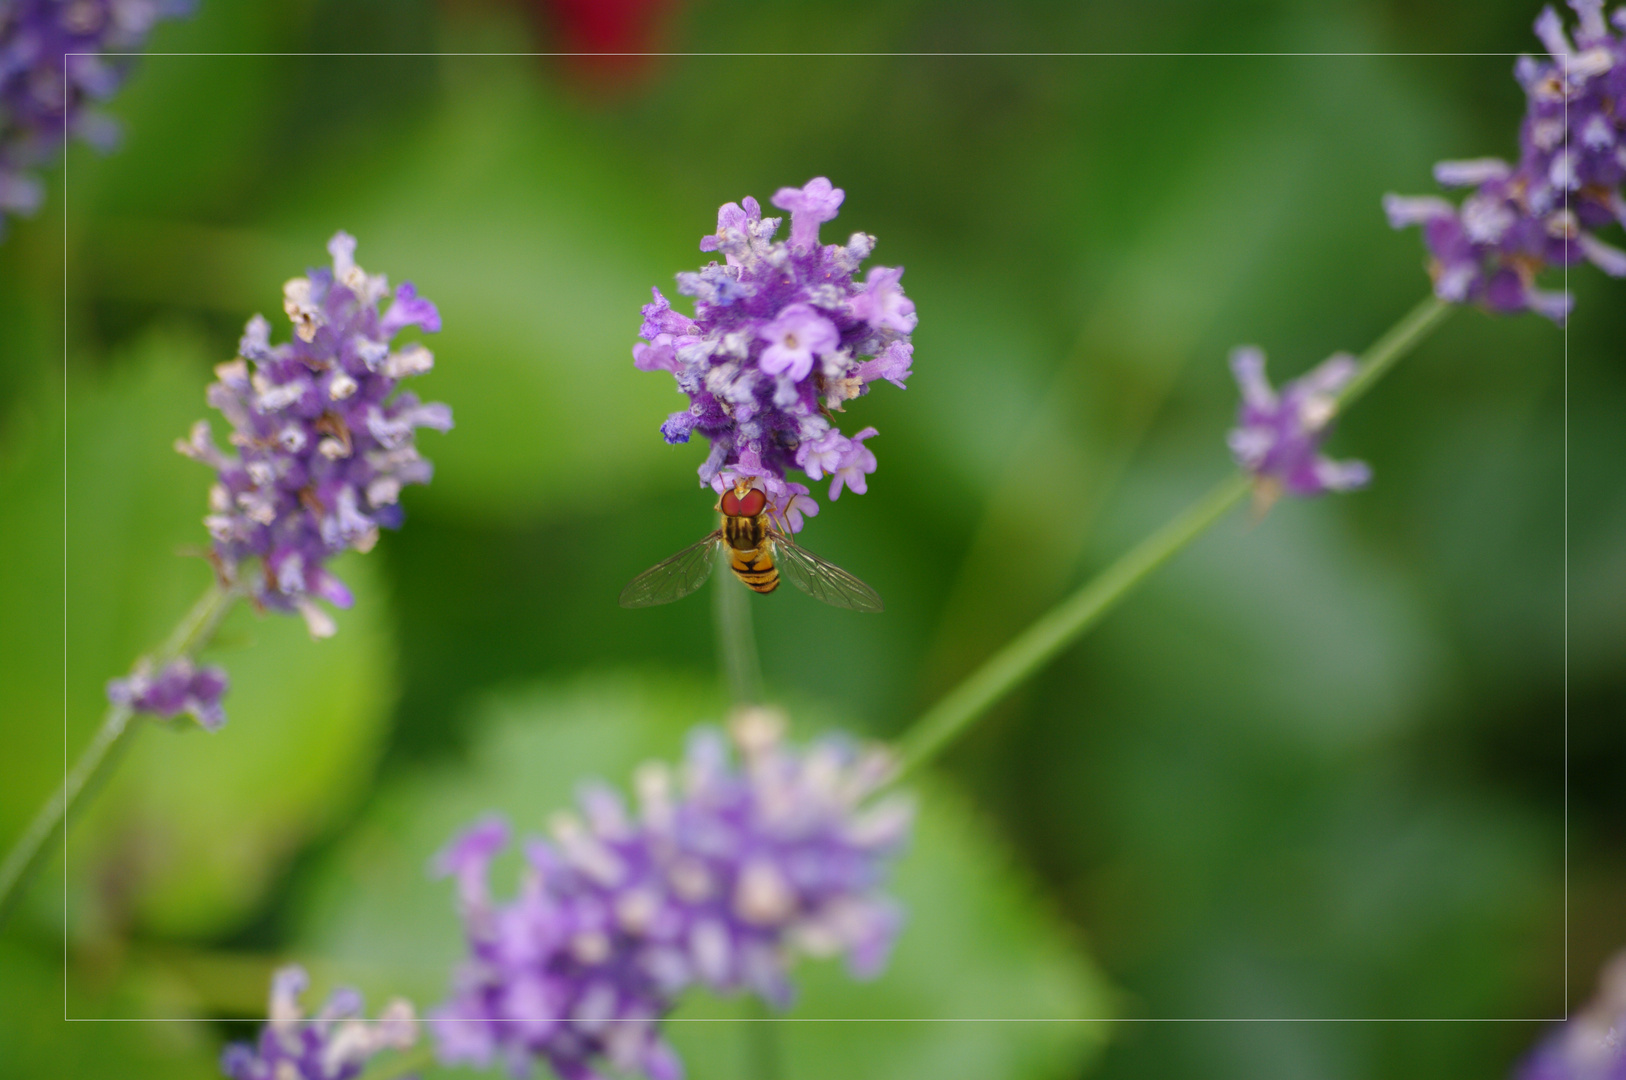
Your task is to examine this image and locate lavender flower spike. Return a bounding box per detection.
[175,232,450,638]
[106,658,228,730]
[220,964,417,1080]
[1384,0,1626,323]
[431,708,912,1080]
[0,0,195,238]
[1515,949,1626,1080]
[1227,347,1371,498]
[634,179,916,531]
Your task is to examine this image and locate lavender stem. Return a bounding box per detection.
[891,295,1455,782]
[713,552,764,707]
[0,582,235,925]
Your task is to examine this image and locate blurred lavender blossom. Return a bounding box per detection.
[431,709,912,1079]
[0,0,194,236]
[1227,347,1371,499]
[634,177,916,531]
[106,657,228,730]
[220,965,417,1080]
[176,231,450,638]
[1385,0,1626,322]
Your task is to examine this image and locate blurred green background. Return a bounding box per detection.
[1,0,1622,1077]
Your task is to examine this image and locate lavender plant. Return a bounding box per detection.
[175,230,448,640]
[430,710,911,1080]
[1226,348,1371,502]
[0,0,194,237]
[634,177,915,529]
[1385,0,1626,321]
[0,231,449,923]
[16,5,1617,1071]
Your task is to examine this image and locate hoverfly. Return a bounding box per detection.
[620,479,883,612]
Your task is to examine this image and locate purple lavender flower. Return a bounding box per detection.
[176,232,450,637]
[0,0,194,237]
[106,657,228,730]
[1515,951,1626,1080]
[220,965,417,1080]
[431,709,912,1080]
[1384,0,1626,323]
[1227,347,1371,497]
[633,178,916,531]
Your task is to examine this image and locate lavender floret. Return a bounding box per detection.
[106,658,229,730]
[634,178,916,530]
[1227,347,1371,497]
[177,232,450,637]
[0,0,194,237]
[431,710,912,1080]
[1515,951,1626,1079]
[220,965,417,1080]
[1385,0,1626,322]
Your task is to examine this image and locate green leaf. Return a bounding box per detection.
[290,672,1112,1079]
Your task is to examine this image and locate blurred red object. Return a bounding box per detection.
[533,0,679,91]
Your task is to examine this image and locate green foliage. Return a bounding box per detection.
[0,0,1619,1077]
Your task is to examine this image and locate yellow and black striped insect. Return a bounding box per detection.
[619,479,883,612]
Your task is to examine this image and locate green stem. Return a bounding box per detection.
[0,583,236,926]
[710,558,779,1078]
[712,552,764,707]
[894,472,1250,780]
[891,296,1456,782]
[745,998,781,1080]
[1335,296,1452,409]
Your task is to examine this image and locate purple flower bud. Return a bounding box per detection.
[107,659,230,731]
[178,233,450,634]
[1514,949,1626,1080]
[632,180,915,531]
[431,715,911,1080]
[771,177,845,252]
[1227,348,1371,498]
[849,266,918,333]
[1386,1,1626,323]
[220,964,417,1080]
[0,0,194,239]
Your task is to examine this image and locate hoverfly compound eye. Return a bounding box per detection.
[721,487,767,518]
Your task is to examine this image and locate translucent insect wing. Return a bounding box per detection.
[619,533,722,608]
[772,536,884,612]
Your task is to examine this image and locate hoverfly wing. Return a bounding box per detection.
[619,532,723,608]
[771,533,884,612]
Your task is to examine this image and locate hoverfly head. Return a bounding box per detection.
[720,480,768,518]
